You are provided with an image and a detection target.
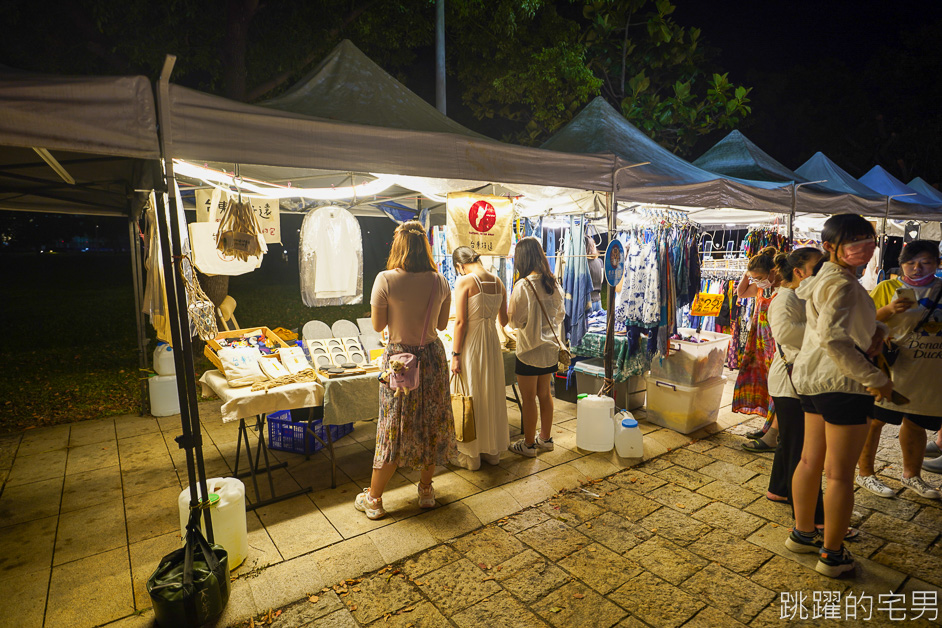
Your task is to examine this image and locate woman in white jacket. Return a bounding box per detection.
[787,214,893,578]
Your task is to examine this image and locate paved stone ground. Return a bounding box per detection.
[226,422,942,628]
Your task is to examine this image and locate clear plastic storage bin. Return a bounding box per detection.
[648,328,731,386]
[573,358,645,410]
[644,374,727,434]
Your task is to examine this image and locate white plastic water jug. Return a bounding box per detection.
[576,394,615,452]
[615,411,644,458]
[178,477,248,570]
[153,342,176,376]
[148,375,180,417]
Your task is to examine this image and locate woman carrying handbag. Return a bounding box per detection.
[507,237,565,457]
[450,246,510,470]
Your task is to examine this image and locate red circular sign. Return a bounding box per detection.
[468,200,497,232]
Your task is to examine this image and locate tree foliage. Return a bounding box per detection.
[0,0,748,154]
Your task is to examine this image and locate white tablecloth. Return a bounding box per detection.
[199,370,324,424]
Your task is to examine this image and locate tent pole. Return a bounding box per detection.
[789,183,796,243]
[435,0,446,115]
[127,215,149,416]
[156,54,214,542]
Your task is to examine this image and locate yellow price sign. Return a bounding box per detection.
[690,292,723,317]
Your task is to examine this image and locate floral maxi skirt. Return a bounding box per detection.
[373,338,457,470]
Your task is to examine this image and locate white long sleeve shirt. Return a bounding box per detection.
[792,262,890,396]
[509,275,565,369]
[767,287,805,399]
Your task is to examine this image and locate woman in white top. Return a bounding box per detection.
[507,237,565,457]
[855,240,942,497]
[788,214,892,578]
[450,246,510,470]
[766,248,827,522]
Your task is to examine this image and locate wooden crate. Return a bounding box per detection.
[204,326,291,373]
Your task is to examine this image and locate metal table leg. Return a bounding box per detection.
[232,415,312,511]
[507,384,523,413]
[303,408,337,489]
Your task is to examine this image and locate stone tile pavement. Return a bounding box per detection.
[1,372,940,627]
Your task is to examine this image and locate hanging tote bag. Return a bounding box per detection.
[526,279,571,370]
[386,283,438,394]
[147,510,230,627]
[450,372,476,442]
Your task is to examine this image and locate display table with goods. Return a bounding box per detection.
[571,332,653,382]
[200,327,353,509]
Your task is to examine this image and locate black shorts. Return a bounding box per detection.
[515,358,557,377]
[872,406,942,431]
[798,393,874,426]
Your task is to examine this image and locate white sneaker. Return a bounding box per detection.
[354,488,387,519]
[534,435,555,451]
[855,474,895,498]
[509,439,537,458]
[418,482,437,509]
[901,476,941,499]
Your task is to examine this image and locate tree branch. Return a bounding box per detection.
[244,0,381,102]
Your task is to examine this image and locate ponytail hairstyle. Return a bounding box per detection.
[514,236,556,295]
[452,245,481,269]
[386,220,436,272]
[747,246,778,274]
[774,247,824,283]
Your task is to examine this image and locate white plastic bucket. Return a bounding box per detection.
[178,477,248,570]
[148,374,180,417]
[153,342,176,376]
[614,411,643,458]
[576,394,615,452]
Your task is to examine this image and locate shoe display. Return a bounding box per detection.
[901,475,941,499]
[923,455,942,473]
[354,488,387,520]
[534,435,555,451]
[785,529,822,554]
[509,439,537,458]
[854,474,895,498]
[816,545,856,578]
[418,482,437,509]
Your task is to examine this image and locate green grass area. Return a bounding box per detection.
[0,252,374,435]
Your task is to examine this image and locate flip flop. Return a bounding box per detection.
[742,438,776,453]
[745,428,767,440]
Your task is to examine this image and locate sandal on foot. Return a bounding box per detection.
[742,438,776,453]
[745,428,767,440]
[766,493,789,503]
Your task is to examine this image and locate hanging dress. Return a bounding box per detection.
[732,289,777,418]
[455,275,510,468]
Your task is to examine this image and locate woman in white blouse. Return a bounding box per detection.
[507,237,565,457]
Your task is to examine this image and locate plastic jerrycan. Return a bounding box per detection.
[178,477,248,570]
[153,342,176,376]
[614,410,644,458]
[576,393,615,452]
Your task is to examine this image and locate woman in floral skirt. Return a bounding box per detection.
[355,221,456,520]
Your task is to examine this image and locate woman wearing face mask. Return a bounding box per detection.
[735,247,782,455]
[450,246,511,471]
[787,214,892,578]
[855,240,942,497]
[766,248,833,524]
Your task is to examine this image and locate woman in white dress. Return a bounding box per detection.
[450,246,510,470]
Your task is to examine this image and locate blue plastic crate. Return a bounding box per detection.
[266,410,353,455]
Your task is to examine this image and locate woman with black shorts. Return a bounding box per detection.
[788,214,893,578]
[855,240,942,499]
[507,237,565,457]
